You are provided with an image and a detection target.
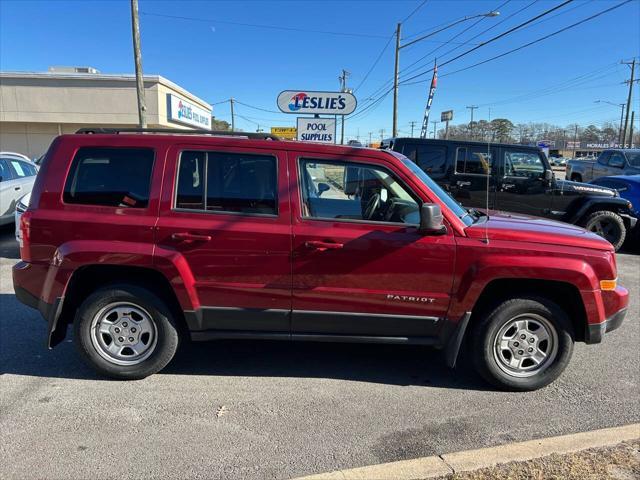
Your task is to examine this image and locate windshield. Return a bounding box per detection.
[625,152,640,167]
[390,151,474,227]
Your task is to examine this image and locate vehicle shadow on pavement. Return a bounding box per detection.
[0,293,489,391]
[0,225,20,259]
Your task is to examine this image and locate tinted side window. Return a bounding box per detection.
[504,150,544,177]
[455,147,493,175]
[597,152,611,165]
[64,147,154,208]
[175,151,277,215]
[16,161,37,177]
[0,159,14,182]
[403,145,447,178]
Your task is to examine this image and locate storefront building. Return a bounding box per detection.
[0,68,212,158]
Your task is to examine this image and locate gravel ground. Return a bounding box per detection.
[438,439,640,480]
[1,225,638,480]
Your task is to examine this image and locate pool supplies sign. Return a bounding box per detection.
[297,118,336,143]
[278,90,357,115]
[167,94,211,129]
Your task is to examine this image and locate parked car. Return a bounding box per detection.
[0,153,38,225]
[590,175,640,243]
[382,138,636,251]
[13,128,628,391]
[566,149,640,183]
[549,157,568,167]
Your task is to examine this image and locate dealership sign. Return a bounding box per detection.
[297,117,336,143]
[167,94,211,129]
[277,90,356,115]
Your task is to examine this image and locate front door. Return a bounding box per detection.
[290,154,455,338]
[156,145,292,333]
[450,145,498,210]
[495,148,551,218]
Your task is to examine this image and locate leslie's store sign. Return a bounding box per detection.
[167,94,211,129]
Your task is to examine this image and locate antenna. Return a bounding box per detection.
[484,107,491,244]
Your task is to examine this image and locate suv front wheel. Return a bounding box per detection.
[74,284,180,379]
[471,297,574,391]
[581,210,626,251]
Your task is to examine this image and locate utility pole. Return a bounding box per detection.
[130,0,146,128]
[621,58,635,147]
[618,104,626,145]
[229,98,235,132]
[392,23,401,137]
[409,120,417,137]
[466,105,478,140]
[431,121,438,139]
[368,132,373,146]
[629,111,635,146]
[339,69,352,145]
[572,124,579,158]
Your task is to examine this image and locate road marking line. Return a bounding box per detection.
[294,423,640,480]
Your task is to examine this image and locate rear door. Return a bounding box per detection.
[290,152,456,338]
[592,151,612,179]
[156,144,292,334]
[0,159,18,220]
[451,144,498,209]
[496,147,550,217]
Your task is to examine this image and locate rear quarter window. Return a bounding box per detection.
[63,147,155,208]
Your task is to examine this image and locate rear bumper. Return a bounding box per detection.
[586,308,627,344]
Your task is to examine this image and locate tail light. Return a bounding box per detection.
[19,210,33,262]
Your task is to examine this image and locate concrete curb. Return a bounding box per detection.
[294,423,640,480]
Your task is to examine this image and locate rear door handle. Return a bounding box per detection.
[172,232,212,242]
[305,240,344,251]
[14,186,21,191]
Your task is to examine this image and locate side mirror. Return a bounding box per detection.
[419,203,446,235]
[317,182,330,196]
[544,169,553,182]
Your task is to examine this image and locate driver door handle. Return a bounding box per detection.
[305,240,344,251]
[456,181,471,187]
[172,232,212,242]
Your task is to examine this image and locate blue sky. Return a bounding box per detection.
[1,0,639,140]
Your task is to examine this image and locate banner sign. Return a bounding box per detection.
[296,117,336,143]
[278,90,357,115]
[419,63,438,139]
[166,94,211,129]
[270,127,297,139]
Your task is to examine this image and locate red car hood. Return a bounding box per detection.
[465,211,614,251]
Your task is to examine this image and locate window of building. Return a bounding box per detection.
[175,151,277,215]
[63,147,154,208]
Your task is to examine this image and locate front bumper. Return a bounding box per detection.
[586,308,627,344]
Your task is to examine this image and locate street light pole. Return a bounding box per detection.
[130,0,146,128]
[467,105,478,139]
[391,11,499,137]
[622,58,635,147]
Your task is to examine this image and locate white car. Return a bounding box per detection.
[0,153,38,227]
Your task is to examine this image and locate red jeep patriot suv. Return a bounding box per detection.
[13,129,629,391]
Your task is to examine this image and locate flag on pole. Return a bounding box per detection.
[419,61,438,139]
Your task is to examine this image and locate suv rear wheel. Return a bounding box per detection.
[471,297,574,391]
[581,210,626,251]
[74,284,180,379]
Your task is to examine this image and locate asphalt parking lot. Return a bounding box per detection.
[0,225,638,480]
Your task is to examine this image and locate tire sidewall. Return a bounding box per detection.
[473,297,574,391]
[583,210,626,251]
[74,284,179,379]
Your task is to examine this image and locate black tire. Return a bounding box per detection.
[471,297,574,391]
[73,284,180,379]
[581,210,626,251]
[571,173,582,182]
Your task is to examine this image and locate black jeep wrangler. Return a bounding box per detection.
[382,138,637,250]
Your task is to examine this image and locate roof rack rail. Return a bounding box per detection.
[75,127,281,141]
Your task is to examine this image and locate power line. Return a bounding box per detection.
[439,0,633,79]
[233,100,282,114]
[400,0,575,84]
[140,11,389,39]
[354,32,395,92]
[401,0,429,24]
